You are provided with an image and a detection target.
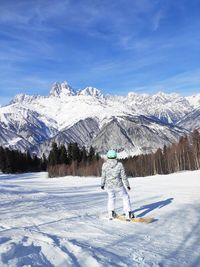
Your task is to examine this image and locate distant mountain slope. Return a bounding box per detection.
[34,115,187,157]
[0,81,199,156]
[35,118,100,156]
[91,115,187,156]
[176,108,200,131]
[0,124,31,152]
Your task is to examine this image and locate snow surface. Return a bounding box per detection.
[0,171,200,267]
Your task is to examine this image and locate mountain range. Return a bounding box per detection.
[0,81,200,157]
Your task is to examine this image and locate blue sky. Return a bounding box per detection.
[0,0,200,104]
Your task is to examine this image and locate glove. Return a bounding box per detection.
[127,186,131,191]
[101,186,104,190]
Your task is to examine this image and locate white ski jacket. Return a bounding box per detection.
[101,159,130,189]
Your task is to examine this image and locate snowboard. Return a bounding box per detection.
[115,214,154,223]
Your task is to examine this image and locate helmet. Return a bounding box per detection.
[107,150,117,159]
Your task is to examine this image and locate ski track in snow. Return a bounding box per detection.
[0,171,200,267]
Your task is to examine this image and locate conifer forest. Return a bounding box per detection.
[0,130,200,178]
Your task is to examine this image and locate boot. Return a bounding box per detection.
[125,211,135,220]
[108,210,117,220]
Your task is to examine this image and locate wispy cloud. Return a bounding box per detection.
[0,74,51,94]
[0,0,69,25]
[0,0,200,98]
[152,10,165,31]
[133,69,200,95]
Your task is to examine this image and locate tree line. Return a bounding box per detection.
[47,142,103,177]
[1,130,200,177]
[121,129,200,177]
[0,147,47,173]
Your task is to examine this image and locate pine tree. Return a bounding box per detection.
[41,154,47,171]
[71,143,81,162]
[0,147,6,171]
[25,152,32,171]
[59,145,68,164]
[67,143,73,163]
[48,142,59,166]
[88,146,95,162]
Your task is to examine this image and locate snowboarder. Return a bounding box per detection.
[101,150,134,220]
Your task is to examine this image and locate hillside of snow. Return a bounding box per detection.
[1,81,199,156]
[0,170,200,266]
[4,82,199,130]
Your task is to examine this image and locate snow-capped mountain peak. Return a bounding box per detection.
[49,81,76,97]
[78,87,103,97]
[10,93,27,104]
[186,93,200,108]
[10,93,39,104]
[50,82,103,98]
[1,80,200,157]
[49,82,61,97]
[152,91,174,103]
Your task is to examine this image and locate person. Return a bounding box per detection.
[101,149,134,220]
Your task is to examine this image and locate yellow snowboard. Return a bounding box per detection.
[116,215,154,223]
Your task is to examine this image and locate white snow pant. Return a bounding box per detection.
[107,186,131,212]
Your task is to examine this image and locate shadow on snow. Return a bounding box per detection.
[133,198,174,217]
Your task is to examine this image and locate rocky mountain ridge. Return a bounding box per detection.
[0,81,199,157]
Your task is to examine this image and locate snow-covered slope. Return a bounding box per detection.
[91,115,187,155]
[186,93,200,108]
[0,104,58,146]
[36,117,100,156]
[176,108,200,131]
[78,87,103,98]
[33,115,187,157]
[0,81,199,155]
[120,91,192,124]
[0,124,31,152]
[0,170,200,266]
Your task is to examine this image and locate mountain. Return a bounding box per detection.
[91,115,187,156]
[118,91,193,124]
[32,114,188,157]
[78,87,103,98]
[10,93,40,104]
[49,81,76,97]
[0,124,31,152]
[186,93,200,108]
[0,104,58,146]
[35,117,100,156]
[0,81,199,157]
[176,108,200,131]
